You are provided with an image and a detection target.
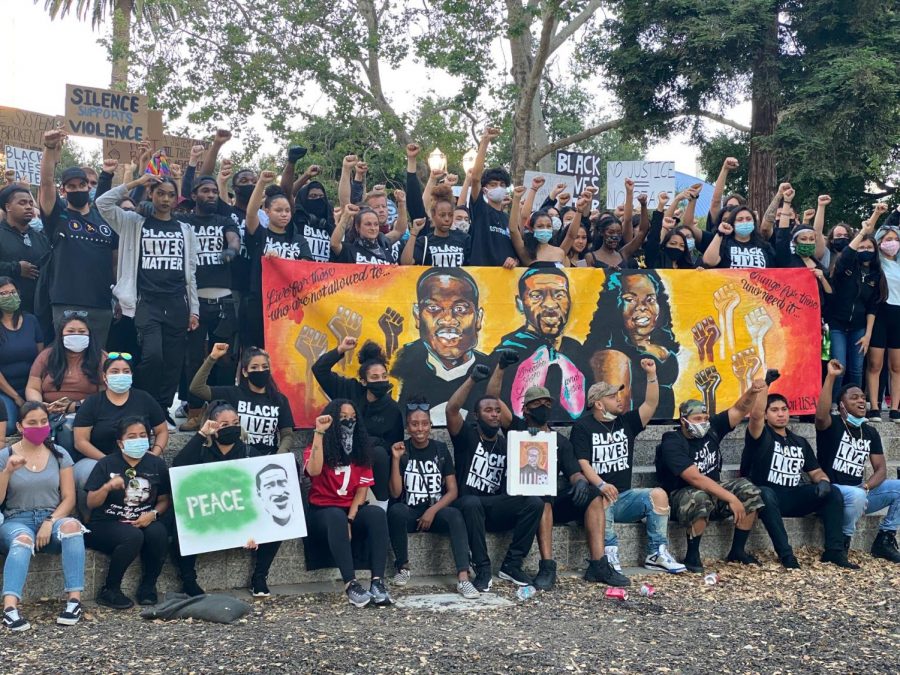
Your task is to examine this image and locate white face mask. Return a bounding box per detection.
[551,216,562,231]
[62,334,90,353]
[453,220,470,234]
[485,187,507,203]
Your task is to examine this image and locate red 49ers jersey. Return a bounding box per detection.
[303,446,375,508]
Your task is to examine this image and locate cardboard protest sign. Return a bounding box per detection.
[523,171,577,212]
[0,106,61,151]
[507,431,557,496]
[171,453,306,556]
[555,151,604,209]
[606,160,676,210]
[65,84,149,141]
[263,261,823,427]
[4,145,42,185]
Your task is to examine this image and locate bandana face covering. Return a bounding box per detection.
[339,419,356,455]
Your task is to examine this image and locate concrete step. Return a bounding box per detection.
[6,514,886,602]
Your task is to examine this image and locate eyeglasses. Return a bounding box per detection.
[107,352,133,361]
[63,310,89,319]
[0,290,18,298]
[406,403,431,412]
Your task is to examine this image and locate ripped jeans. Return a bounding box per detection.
[0,508,87,600]
[605,488,670,556]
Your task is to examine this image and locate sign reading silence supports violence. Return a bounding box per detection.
[65,84,149,142]
[171,454,307,556]
[262,260,823,428]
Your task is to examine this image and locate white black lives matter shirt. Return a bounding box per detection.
[718,236,775,269]
[186,213,239,291]
[656,412,735,493]
[570,410,645,493]
[450,423,507,496]
[744,425,819,489]
[816,414,883,486]
[138,216,187,295]
[399,439,455,508]
[411,230,471,267]
[207,386,295,456]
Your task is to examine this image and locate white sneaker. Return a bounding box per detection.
[391,568,411,586]
[605,545,622,572]
[645,544,687,573]
[457,579,480,599]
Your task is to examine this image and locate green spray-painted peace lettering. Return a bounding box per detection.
[177,465,258,534]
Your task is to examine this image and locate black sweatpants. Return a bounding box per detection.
[455,494,544,570]
[767,484,845,553]
[183,296,238,408]
[170,520,280,584]
[134,292,189,412]
[387,502,469,574]
[306,503,388,583]
[86,519,169,591]
[370,444,391,502]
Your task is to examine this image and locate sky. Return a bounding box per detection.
[3,0,752,180]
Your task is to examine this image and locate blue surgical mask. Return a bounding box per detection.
[846,413,867,428]
[122,437,149,459]
[734,222,755,237]
[89,187,97,202]
[107,373,133,394]
[534,229,553,244]
[29,217,44,232]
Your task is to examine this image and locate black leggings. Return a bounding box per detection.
[454,494,544,570]
[306,503,388,583]
[370,444,391,502]
[86,519,169,591]
[387,502,469,574]
[767,484,845,553]
[170,521,281,584]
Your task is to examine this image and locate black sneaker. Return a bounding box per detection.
[57,599,84,626]
[2,606,30,632]
[871,530,900,563]
[532,559,557,591]
[498,563,532,586]
[182,579,205,597]
[781,554,801,569]
[583,557,630,587]
[821,549,861,569]
[682,555,704,574]
[472,566,493,593]
[96,587,134,610]
[369,578,393,606]
[891,410,900,424]
[346,580,373,608]
[250,577,271,598]
[844,535,852,552]
[726,551,761,565]
[136,584,158,606]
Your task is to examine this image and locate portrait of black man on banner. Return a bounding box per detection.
[585,269,680,418]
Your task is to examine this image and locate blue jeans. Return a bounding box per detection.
[830,326,866,399]
[0,391,18,427]
[0,509,87,600]
[604,488,669,555]
[835,480,900,536]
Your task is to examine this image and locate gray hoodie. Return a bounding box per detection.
[96,183,199,318]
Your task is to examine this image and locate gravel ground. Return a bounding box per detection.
[3,548,899,674]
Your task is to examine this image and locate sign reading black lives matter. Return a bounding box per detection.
[65,84,150,142]
[555,150,604,209]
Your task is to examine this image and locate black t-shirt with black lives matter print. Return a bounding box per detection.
[84,452,170,522]
[337,235,398,265]
[743,425,818,489]
[450,423,507,497]
[208,385,294,456]
[247,227,313,295]
[816,414,883,486]
[569,410,645,493]
[138,216,186,295]
[656,412,734,493]
[717,236,775,269]
[411,231,471,267]
[185,213,239,290]
[399,439,455,507]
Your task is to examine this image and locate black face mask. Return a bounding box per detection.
[858,251,876,264]
[366,380,393,399]
[306,198,328,219]
[664,247,683,260]
[196,200,217,215]
[66,190,90,209]
[477,417,500,438]
[234,184,255,204]
[831,238,849,252]
[247,370,271,388]
[526,405,550,426]
[216,425,241,445]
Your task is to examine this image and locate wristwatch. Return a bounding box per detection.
[150,509,159,520]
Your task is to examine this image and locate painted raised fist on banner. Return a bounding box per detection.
[378,307,404,361]
[732,347,762,394]
[691,317,721,363]
[694,366,722,414]
[328,306,363,369]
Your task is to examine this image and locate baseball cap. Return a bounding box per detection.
[679,399,707,417]
[523,386,552,406]
[0,184,31,210]
[192,175,217,192]
[587,382,624,406]
[60,167,89,187]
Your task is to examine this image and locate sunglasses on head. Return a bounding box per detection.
[107,352,133,361]
[406,403,431,412]
[63,310,89,319]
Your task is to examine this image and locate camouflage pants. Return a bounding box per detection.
[670,478,764,526]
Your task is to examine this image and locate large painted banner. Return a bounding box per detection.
[263,260,822,428]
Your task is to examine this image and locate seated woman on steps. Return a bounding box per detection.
[171,401,283,598]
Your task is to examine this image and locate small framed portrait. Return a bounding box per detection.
[506,430,557,497]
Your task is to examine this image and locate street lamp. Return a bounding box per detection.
[462,148,477,174]
[428,148,447,173]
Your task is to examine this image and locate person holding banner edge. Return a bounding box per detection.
[171,402,284,596]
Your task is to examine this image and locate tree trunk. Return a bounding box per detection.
[110,0,134,89]
[507,26,534,184]
[747,13,780,217]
